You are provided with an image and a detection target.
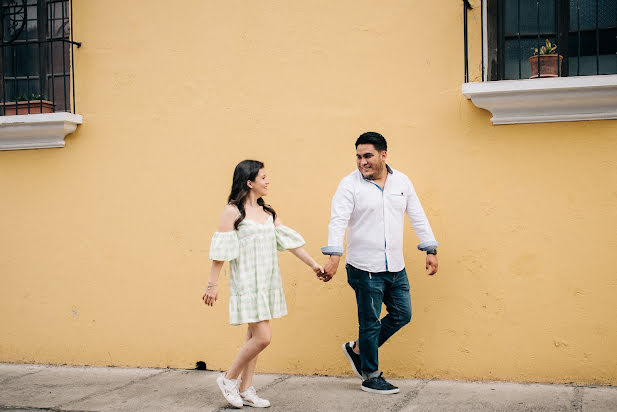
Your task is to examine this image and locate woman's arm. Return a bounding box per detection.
[203,260,223,306]
[289,247,326,280]
[275,216,325,279]
[289,247,321,271]
[203,205,239,306]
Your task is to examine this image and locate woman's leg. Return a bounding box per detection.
[239,326,259,392]
[225,320,271,381]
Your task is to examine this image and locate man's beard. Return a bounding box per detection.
[363,173,376,180]
[361,163,383,180]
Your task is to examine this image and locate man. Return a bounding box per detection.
[321,132,439,394]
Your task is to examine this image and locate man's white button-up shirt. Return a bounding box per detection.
[322,165,438,273]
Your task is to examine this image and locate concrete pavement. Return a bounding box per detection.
[1,363,616,411]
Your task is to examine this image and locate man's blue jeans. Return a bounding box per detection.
[346,264,412,377]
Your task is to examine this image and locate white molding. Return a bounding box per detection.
[461,75,617,125]
[0,112,83,150]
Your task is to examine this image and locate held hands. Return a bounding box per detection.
[426,254,439,276]
[320,255,340,282]
[312,263,329,282]
[202,284,218,306]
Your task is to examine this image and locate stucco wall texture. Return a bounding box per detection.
[1,1,616,385]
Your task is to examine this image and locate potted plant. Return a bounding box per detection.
[1,94,54,115]
[529,39,563,78]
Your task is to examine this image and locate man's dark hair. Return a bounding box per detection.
[355,132,387,152]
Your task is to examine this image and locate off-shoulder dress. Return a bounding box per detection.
[209,214,305,325]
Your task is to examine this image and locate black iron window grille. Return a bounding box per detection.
[463,0,617,81]
[0,0,80,116]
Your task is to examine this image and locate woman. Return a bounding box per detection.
[203,160,325,408]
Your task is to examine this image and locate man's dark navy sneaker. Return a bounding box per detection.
[342,341,362,379]
[361,372,400,394]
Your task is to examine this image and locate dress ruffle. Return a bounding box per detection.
[275,226,305,251]
[229,287,288,325]
[209,231,239,261]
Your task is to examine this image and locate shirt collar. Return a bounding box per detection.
[359,164,394,184]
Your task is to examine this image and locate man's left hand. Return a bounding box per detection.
[426,254,438,276]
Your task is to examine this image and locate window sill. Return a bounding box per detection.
[461,74,617,125]
[0,112,83,150]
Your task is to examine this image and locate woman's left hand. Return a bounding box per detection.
[202,285,218,306]
[313,264,329,281]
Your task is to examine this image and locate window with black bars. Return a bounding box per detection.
[483,0,617,80]
[0,0,80,116]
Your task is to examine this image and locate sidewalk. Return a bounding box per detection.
[1,363,616,411]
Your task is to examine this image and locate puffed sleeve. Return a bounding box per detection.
[275,226,306,251]
[209,231,240,261]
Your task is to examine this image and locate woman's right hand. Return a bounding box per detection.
[202,285,218,306]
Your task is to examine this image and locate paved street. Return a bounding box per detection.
[1,363,616,411]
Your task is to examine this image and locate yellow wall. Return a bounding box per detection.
[1,0,616,385]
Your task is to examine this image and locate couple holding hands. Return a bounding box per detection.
[202,132,439,408]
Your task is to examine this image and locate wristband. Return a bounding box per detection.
[426,249,437,256]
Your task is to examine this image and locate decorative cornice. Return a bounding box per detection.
[462,75,617,125]
[0,112,83,150]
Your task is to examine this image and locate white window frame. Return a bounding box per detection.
[462,1,617,125]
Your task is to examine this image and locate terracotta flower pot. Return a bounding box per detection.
[528,55,563,78]
[1,100,54,115]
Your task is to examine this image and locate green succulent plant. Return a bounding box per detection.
[16,93,44,101]
[533,39,558,56]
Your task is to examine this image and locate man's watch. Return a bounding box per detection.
[426,249,437,256]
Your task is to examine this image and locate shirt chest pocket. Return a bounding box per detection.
[387,192,407,212]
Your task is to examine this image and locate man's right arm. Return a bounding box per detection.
[321,179,354,279]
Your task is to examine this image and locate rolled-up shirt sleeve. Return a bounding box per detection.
[321,179,354,256]
[406,181,439,251]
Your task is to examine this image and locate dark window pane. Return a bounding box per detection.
[3,0,27,42]
[4,80,16,101]
[55,18,68,38]
[578,0,617,29]
[597,0,617,28]
[49,40,68,72]
[27,4,37,21]
[569,28,616,56]
[51,74,67,110]
[4,49,14,77]
[505,0,557,35]
[28,78,40,97]
[26,19,37,40]
[15,43,30,76]
[27,43,38,76]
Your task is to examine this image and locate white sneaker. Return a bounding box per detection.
[240,386,271,408]
[216,373,243,408]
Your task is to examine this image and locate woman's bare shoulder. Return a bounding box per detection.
[273,215,283,227]
[222,203,240,216]
[218,204,240,231]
